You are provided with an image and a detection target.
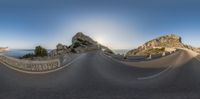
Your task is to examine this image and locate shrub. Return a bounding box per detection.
[34,46,48,57]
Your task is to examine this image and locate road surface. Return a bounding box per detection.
[0,50,200,99]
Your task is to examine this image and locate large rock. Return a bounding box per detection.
[49,43,70,57]
[49,32,113,56]
[126,34,186,56]
[72,32,98,46]
[70,32,113,54]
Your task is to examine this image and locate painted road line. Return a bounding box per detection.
[99,52,123,64]
[137,65,173,80]
[100,51,174,81]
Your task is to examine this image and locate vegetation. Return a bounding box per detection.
[34,46,48,57]
[136,47,165,56]
[21,46,48,59]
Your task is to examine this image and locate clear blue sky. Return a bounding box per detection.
[0,0,200,49]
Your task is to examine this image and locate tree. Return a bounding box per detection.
[34,46,48,57]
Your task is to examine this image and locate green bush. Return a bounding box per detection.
[34,46,48,57]
[20,46,48,59]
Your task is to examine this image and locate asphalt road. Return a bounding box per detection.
[0,50,200,99]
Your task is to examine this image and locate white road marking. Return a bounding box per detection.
[100,52,174,80]
[137,65,173,80]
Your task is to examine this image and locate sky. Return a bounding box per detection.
[0,0,200,49]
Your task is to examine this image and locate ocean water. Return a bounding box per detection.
[1,49,35,58]
[1,49,53,58]
[0,49,129,58]
[113,49,130,55]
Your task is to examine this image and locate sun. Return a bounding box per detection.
[94,36,105,45]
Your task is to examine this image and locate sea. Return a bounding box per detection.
[0,49,129,58]
[0,49,35,58]
[113,49,130,55]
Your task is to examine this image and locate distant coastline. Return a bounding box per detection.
[113,49,130,55]
[1,49,52,58]
[0,47,9,52]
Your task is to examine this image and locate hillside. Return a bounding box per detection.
[126,34,199,56]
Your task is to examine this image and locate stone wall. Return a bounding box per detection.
[0,55,61,73]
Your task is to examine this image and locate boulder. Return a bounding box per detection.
[49,43,70,57]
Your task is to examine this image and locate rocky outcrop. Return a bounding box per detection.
[126,34,189,56]
[142,34,184,48]
[49,32,113,56]
[70,32,113,54]
[70,32,99,53]
[49,43,71,57]
[72,32,98,46]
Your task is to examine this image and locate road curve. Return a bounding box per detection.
[0,50,200,99]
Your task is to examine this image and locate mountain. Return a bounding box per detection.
[72,32,98,46]
[126,34,198,56]
[49,32,113,57]
[70,32,113,53]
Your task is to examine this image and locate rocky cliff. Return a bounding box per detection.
[71,32,113,53]
[49,32,113,57]
[126,34,198,56]
[72,32,98,46]
[49,44,71,57]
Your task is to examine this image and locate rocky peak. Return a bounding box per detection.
[49,32,113,56]
[71,32,113,54]
[143,34,183,49]
[72,32,97,46]
[126,34,184,56]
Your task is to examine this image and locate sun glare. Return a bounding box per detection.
[94,36,105,45]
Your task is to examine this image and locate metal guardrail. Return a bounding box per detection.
[0,55,61,73]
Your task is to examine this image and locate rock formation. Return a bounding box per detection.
[70,32,99,53]
[70,32,113,54]
[49,32,113,57]
[142,34,184,48]
[49,44,70,57]
[126,34,198,56]
[72,32,98,46]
